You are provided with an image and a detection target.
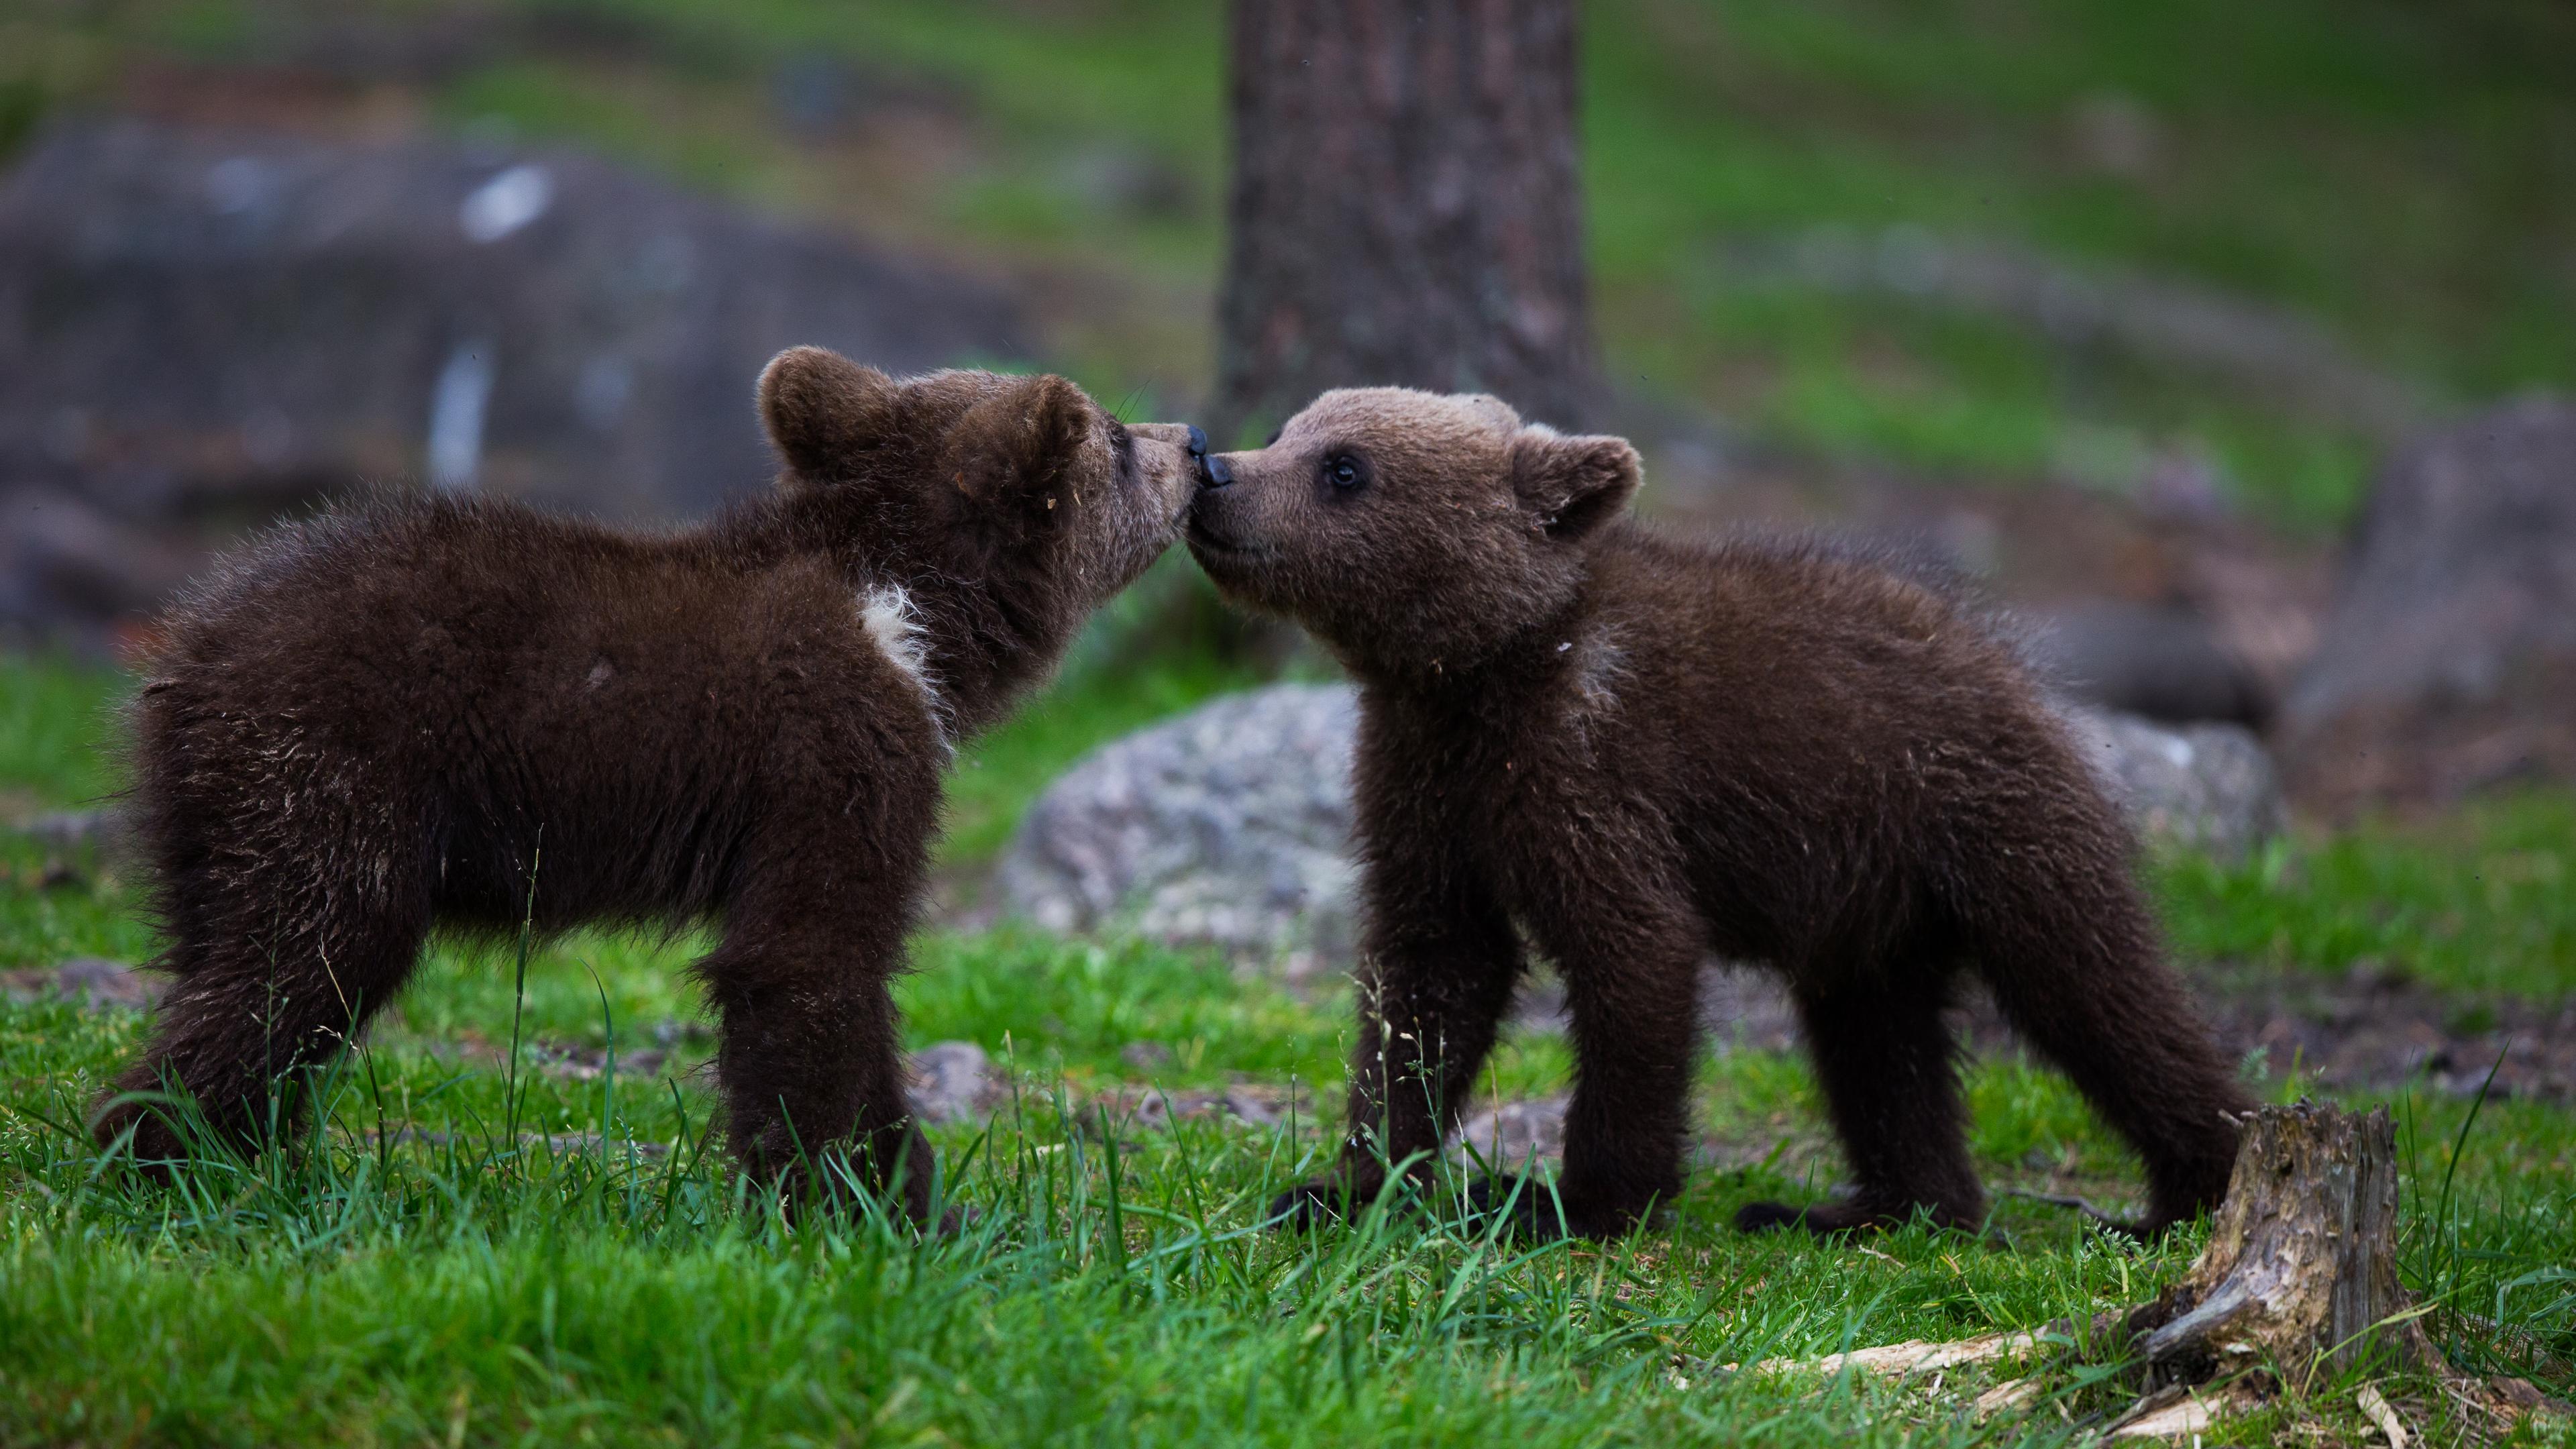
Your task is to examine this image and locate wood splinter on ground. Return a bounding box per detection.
[1754,1102,2567,1438]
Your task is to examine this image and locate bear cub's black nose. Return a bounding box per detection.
[1185,426,1233,486]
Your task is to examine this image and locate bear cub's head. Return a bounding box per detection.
[1187,388,1641,676]
[759,346,1201,616]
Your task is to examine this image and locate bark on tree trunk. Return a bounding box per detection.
[1211,0,1601,444]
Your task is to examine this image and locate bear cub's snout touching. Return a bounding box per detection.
[97,347,1203,1224]
[1190,387,2253,1242]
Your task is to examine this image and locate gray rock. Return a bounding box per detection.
[0,119,1024,648]
[1087,1081,1311,1134]
[1697,967,1804,1052]
[1450,1095,1566,1169]
[995,683,1360,966]
[19,807,132,859]
[2027,600,2271,727]
[0,488,202,645]
[531,1042,671,1082]
[1214,1085,1289,1130]
[1,957,161,1010]
[1000,682,2286,967]
[2061,706,2286,861]
[1118,1040,1173,1072]
[2282,397,2576,810]
[906,1040,1002,1126]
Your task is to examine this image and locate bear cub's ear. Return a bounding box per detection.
[943,373,1092,508]
[758,346,901,482]
[1509,427,1642,543]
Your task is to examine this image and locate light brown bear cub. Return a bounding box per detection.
[1187,388,2251,1240]
[98,347,1209,1224]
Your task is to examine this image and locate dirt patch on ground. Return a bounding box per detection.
[2191,965,2576,1104]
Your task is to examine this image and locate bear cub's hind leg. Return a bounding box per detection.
[1733,962,1986,1237]
[1968,887,2251,1236]
[95,820,433,1165]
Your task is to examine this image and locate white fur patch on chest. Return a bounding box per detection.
[857,583,948,747]
[1567,622,1629,710]
[1554,621,1631,758]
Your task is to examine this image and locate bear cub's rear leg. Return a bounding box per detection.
[1733,962,1986,1236]
[1734,890,2253,1239]
[95,849,433,1165]
[1971,890,2252,1235]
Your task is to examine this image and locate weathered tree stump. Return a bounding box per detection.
[2128,1101,2436,1389]
[1746,1102,2574,1438]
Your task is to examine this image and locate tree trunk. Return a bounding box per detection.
[1212,0,1600,444]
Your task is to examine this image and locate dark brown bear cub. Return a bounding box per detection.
[97,347,1206,1224]
[1187,388,2251,1240]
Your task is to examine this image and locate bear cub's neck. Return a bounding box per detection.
[1345,536,1624,719]
[723,492,1076,742]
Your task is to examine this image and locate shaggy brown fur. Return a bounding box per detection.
[1188,388,2251,1241]
[95,347,1204,1222]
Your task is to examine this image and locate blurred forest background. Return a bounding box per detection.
[7,0,2557,498]
[2,0,2573,828]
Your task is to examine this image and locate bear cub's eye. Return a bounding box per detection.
[1322,453,1367,490]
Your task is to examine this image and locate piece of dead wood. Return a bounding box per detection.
[2357,1383,2409,1449]
[1754,1329,2040,1379]
[2456,1376,2575,1435]
[1970,1377,2039,1417]
[2106,1379,2265,1439]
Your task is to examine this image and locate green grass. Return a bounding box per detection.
[3,963,2570,1446]
[2155,792,2576,1003]
[0,653,123,812]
